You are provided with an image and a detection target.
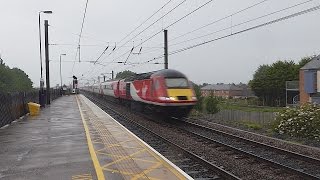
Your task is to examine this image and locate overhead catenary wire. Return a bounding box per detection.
[84,51,164,81]
[112,0,187,53]
[84,0,216,79]
[169,0,270,43]
[49,25,116,45]
[76,0,89,62]
[170,0,314,47]
[71,0,89,76]
[81,1,319,81]
[92,0,175,66]
[93,44,109,64]
[105,0,215,65]
[142,4,320,65]
[118,0,173,44]
[81,0,182,79]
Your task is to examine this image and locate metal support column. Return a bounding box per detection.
[44,20,50,105]
[164,30,168,69]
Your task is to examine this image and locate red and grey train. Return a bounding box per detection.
[82,69,197,117]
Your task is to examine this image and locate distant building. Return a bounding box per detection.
[201,83,254,98]
[299,55,320,104]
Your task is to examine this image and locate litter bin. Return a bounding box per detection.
[28,102,41,116]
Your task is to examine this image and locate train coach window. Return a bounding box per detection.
[165,78,189,88]
[154,80,160,90]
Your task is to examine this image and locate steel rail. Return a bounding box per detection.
[176,118,320,180]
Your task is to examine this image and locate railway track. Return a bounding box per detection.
[83,92,320,179]
[173,118,320,179]
[84,93,240,180]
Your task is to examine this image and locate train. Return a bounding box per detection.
[82,69,197,118]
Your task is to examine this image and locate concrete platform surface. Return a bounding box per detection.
[77,95,192,180]
[0,96,96,180]
[0,95,192,180]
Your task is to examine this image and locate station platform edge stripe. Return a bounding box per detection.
[76,96,105,180]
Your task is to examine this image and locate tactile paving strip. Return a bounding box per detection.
[76,95,188,180]
[72,174,93,180]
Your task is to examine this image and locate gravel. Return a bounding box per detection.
[188,117,320,160]
[180,120,320,178]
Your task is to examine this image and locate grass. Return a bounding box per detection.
[239,121,263,130]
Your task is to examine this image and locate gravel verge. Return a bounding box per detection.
[188,117,320,160]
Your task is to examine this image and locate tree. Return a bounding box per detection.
[298,56,312,68]
[0,62,33,93]
[116,70,136,79]
[201,83,209,87]
[193,84,204,112]
[250,56,313,106]
[205,95,220,114]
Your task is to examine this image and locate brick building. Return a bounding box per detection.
[299,55,320,104]
[201,83,253,98]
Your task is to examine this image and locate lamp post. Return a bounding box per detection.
[60,54,67,88]
[38,10,52,107]
[39,11,52,82]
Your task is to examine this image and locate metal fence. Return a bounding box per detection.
[0,89,61,128]
[207,109,276,125]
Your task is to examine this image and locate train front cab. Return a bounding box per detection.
[151,69,197,117]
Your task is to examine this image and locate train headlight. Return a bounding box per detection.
[191,96,197,100]
[159,97,169,101]
[159,96,176,101]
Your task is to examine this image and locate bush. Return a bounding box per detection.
[194,96,204,112]
[240,121,263,130]
[193,84,204,112]
[275,104,320,141]
[205,95,220,114]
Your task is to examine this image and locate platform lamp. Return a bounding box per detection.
[38,10,52,107]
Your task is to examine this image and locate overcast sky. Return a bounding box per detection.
[1,0,320,87]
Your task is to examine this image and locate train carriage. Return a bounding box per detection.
[83,69,197,117]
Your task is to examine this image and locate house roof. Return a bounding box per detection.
[201,84,243,91]
[300,55,320,70]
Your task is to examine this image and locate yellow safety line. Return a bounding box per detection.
[102,168,135,176]
[76,96,105,180]
[131,158,158,164]
[95,151,124,158]
[132,162,162,180]
[148,177,161,180]
[102,149,147,168]
[134,138,187,180]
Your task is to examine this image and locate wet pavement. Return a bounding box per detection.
[0,96,96,180]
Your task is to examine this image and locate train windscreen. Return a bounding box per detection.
[165,78,189,88]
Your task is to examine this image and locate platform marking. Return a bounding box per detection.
[76,96,105,180]
[132,162,162,180]
[102,149,148,168]
[72,174,93,180]
[78,95,189,180]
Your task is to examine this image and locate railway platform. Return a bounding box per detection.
[0,95,192,180]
